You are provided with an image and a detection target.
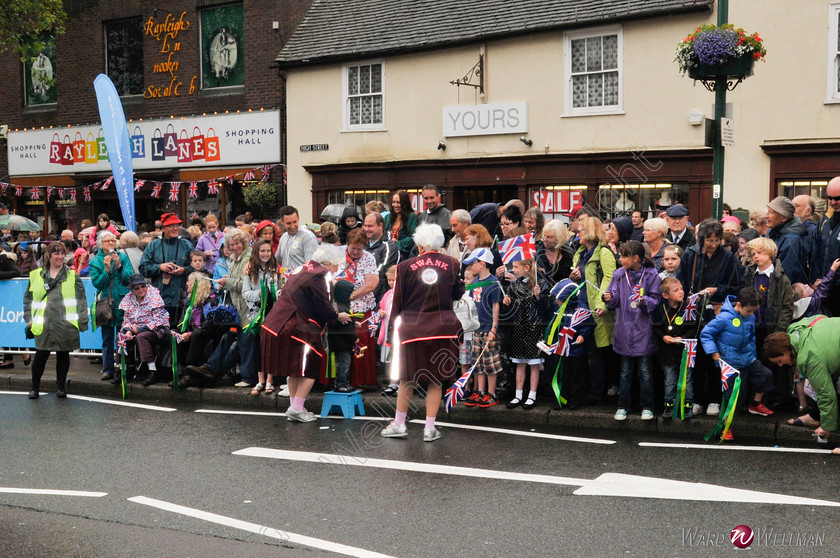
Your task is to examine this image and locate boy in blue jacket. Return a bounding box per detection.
[547,279,595,410]
[700,287,776,423]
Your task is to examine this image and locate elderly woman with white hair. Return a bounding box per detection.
[642,217,671,271]
[89,230,134,381]
[381,223,465,442]
[260,243,353,422]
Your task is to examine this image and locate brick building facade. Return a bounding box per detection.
[0,0,312,234]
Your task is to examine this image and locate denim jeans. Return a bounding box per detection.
[334,351,351,387]
[206,330,259,385]
[101,324,115,376]
[663,361,694,405]
[618,354,653,411]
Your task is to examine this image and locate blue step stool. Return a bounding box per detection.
[320,390,366,419]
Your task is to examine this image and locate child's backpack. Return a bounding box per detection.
[454,293,480,332]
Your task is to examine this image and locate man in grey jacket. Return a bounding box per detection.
[418,185,451,242]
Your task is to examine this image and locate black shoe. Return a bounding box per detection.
[23,355,31,366]
[0,361,14,369]
[28,390,38,399]
[56,390,67,398]
[506,397,522,409]
[178,376,194,389]
[335,385,354,393]
[186,364,215,381]
[141,373,158,386]
[101,372,114,381]
[522,397,536,410]
[111,376,122,385]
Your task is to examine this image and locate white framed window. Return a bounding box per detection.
[827,4,840,102]
[563,25,623,116]
[343,61,385,131]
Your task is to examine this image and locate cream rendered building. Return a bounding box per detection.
[276,0,840,224]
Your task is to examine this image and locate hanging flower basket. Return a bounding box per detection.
[675,24,766,80]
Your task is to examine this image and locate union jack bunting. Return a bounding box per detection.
[498,233,536,264]
[46,187,54,201]
[188,181,198,198]
[243,170,256,180]
[134,179,146,192]
[69,188,77,202]
[151,182,162,198]
[57,187,64,199]
[29,187,40,200]
[629,283,643,304]
[281,164,287,186]
[101,177,113,190]
[0,182,8,193]
[206,180,220,195]
[14,184,22,196]
[444,370,471,412]
[83,186,91,202]
[720,359,739,391]
[682,338,698,368]
[168,183,180,202]
[261,165,272,181]
[683,293,701,322]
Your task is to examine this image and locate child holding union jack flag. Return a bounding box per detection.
[700,287,776,434]
[653,277,698,418]
[603,241,661,421]
[549,279,594,409]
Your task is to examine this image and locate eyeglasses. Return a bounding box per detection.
[826,195,840,202]
[131,284,147,291]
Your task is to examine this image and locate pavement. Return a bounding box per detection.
[0,355,825,447]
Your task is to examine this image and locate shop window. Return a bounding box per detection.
[597,183,688,220]
[200,3,244,89]
[564,26,622,116]
[778,180,830,212]
[328,190,392,216]
[23,36,57,106]
[529,186,588,223]
[105,18,144,96]
[343,62,385,131]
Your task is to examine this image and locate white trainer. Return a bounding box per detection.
[286,407,317,423]
[380,422,408,438]
[706,403,721,416]
[423,428,442,442]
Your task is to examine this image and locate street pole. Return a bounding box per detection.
[712,0,729,220]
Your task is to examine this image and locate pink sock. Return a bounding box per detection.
[394,411,407,426]
[292,397,305,412]
[425,415,436,430]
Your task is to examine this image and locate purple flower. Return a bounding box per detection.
[693,28,739,65]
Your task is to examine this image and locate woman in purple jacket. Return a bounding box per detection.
[194,215,225,274]
[603,240,661,421]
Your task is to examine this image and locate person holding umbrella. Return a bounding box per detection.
[23,241,88,398]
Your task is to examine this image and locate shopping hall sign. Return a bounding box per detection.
[6,110,281,176]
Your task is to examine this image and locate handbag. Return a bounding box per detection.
[94,295,114,326]
[203,289,240,325]
[453,294,480,333]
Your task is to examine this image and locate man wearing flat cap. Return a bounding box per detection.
[139,212,194,324]
[665,205,696,252]
[766,196,809,285]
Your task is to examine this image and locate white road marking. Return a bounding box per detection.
[351,416,390,421]
[408,420,616,445]
[0,391,45,396]
[640,441,835,454]
[65,395,177,412]
[234,447,840,507]
[195,409,287,417]
[0,487,107,497]
[128,495,396,558]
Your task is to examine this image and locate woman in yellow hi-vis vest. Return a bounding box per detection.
[23,242,88,399]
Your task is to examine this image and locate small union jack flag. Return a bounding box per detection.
[168,183,180,202]
[69,188,77,202]
[134,179,146,192]
[243,170,256,181]
[629,283,643,304]
[261,165,272,182]
[682,338,697,368]
[83,186,91,202]
[29,187,40,200]
[0,182,8,193]
[207,180,219,195]
[101,177,113,191]
[444,370,471,412]
[116,332,129,355]
[14,184,23,196]
[151,182,162,198]
[720,359,739,391]
[555,308,591,356]
[368,311,382,336]
[188,181,198,198]
[683,293,701,322]
[46,187,54,201]
[498,233,536,264]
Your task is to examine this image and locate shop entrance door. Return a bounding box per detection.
[451,185,518,213]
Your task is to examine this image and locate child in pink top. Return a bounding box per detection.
[378,265,398,395]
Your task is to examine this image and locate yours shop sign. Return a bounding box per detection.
[7,110,281,176]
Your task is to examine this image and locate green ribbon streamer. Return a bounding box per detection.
[545,282,586,409]
[676,345,690,420]
[244,279,278,335]
[171,282,198,392]
[328,351,336,379]
[171,335,179,392]
[90,300,98,332]
[704,372,741,442]
[120,349,127,399]
[178,281,198,331]
[465,279,497,291]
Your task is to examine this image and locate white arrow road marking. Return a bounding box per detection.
[65,395,176,412]
[233,447,840,507]
[408,420,616,444]
[128,496,396,558]
[640,441,835,454]
[0,487,107,497]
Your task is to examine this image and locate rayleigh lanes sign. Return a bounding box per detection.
[7,110,281,176]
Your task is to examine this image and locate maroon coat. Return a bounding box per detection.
[261,261,342,378]
[389,251,465,381]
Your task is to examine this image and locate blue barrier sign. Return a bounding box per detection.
[0,278,103,351]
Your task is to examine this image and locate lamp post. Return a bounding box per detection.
[711,0,729,220]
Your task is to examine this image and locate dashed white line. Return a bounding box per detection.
[195,409,287,417]
[0,487,107,497]
[639,441,834,454]
[408,420,616,444]
[66,394,177,411]
[128,495,396,558]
